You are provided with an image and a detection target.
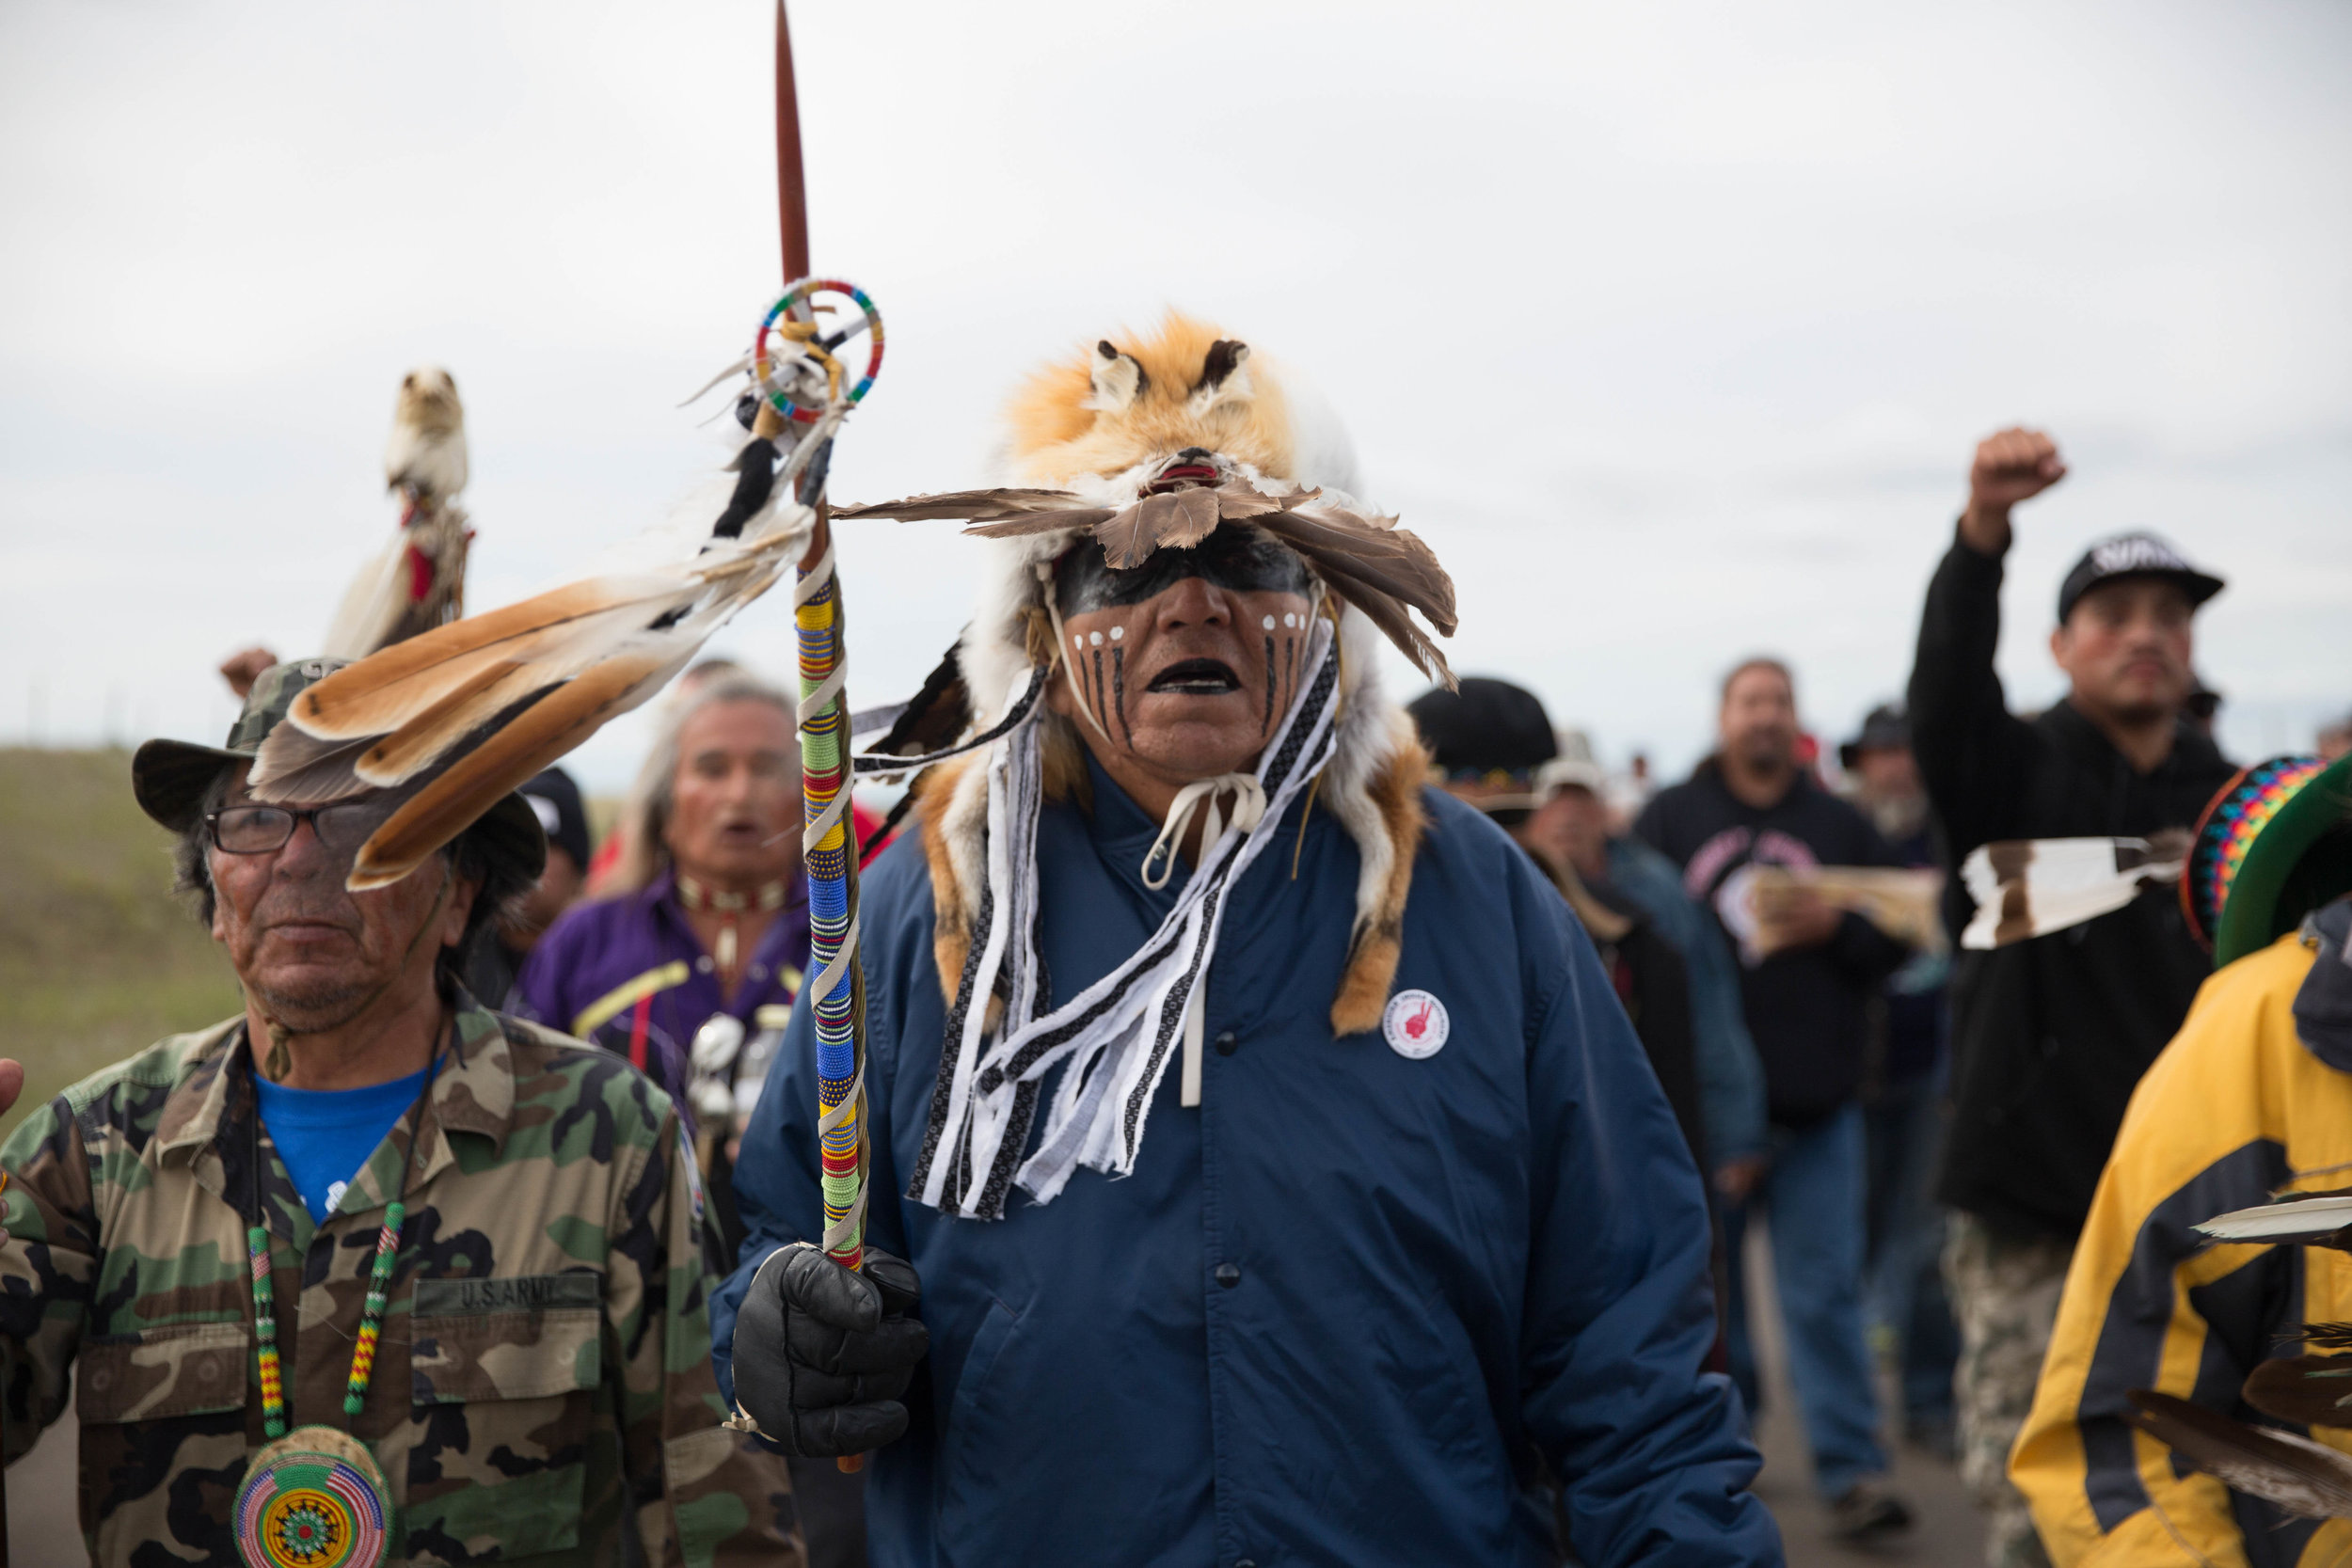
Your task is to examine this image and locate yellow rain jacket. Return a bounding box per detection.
[2014,902,2352,1566]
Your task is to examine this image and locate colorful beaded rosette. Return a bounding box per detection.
[2183,755,2327,952]
[232,1426,393,1568]
[755,277,884,424]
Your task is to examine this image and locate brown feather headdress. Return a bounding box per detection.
[834,480,1458,686]
[845,312,1449,1039]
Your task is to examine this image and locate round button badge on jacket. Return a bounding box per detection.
[1382,990,1449,1059]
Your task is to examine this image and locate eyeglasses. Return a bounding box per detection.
[206,802,392,856]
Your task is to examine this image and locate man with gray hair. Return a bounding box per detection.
[517,669,809,1132]
[512,665,873,1567]
[0,657,799,1563]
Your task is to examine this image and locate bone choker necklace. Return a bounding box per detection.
[677,873,787,975]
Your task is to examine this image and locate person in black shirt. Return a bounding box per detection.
[1637,657,1915,1543]
[1407,680,1710,1168]
[1905,426,2233,1568]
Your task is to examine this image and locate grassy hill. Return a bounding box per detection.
[0,749,245,1147]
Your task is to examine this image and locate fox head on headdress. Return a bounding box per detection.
[998,311,1359,500]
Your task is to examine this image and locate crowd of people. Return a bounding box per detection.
[3,307,2349,1568]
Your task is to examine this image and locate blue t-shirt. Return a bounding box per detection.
[255,1067,431,1223]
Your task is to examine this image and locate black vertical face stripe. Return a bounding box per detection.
[1112,646,1132,747]
[1262,634,1276,736]
[2077,1137,2294,1533]
[1090,646,1105,730]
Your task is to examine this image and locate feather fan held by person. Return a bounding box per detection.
[253,353,851,891]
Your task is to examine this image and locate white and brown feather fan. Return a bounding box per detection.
[254,402,836,891]
[1958,832,2189,949]
[2125,1389,2352,1519]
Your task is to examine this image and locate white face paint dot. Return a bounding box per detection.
[1108,626,1124,641]
[1283,612,1298,627]
[1262,615,1276,630]
[1073,634,1084,650]
[1089,630,1104,646]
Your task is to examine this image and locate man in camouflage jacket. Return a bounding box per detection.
[0,658,798,1565]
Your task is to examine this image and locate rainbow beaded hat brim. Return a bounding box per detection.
[2182,752,2352,968]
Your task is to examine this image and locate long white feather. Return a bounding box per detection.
[320,529,414,660]
[2197,1194,2352,1247]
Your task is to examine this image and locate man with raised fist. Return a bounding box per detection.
[1907,428,2233,1567]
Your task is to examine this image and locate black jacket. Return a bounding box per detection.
[1636,764,1909,1127]
[1909,531,2234,1242]
[1580,872,1708,1170]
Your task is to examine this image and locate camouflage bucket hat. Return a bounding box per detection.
[132,657,547,880]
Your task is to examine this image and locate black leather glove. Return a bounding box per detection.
[732,1242,928,1457]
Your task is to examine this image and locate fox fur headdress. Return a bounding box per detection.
[841,311,1458,1035]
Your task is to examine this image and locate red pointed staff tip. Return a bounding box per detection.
[774,1,810,285]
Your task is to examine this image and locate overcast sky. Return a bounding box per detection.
[4,0,2346,793]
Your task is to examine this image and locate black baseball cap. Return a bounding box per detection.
[2056,532,2224,625]
[518,768,593,873]
[1407,677,1558,796]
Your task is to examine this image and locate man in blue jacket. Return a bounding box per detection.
[713,317,1781,1565]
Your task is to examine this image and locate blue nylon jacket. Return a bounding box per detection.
[714,759,1779,1567]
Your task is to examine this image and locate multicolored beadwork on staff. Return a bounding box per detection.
[344,1201,405,1417]
[2185,754,2327,947]
[757,277,886,424]
[798,560,866,1269]
[250,1224,288,1439]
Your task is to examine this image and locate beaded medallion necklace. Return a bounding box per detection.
[233,1031,445,1568]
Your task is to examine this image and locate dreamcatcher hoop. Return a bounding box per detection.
[755,277,884,423]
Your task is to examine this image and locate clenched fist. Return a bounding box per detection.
[1960,427,2067,556]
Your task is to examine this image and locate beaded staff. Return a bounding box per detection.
[796,539,867,1274]
[770,1,879,1476]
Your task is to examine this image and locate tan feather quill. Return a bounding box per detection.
[253,396,841,889]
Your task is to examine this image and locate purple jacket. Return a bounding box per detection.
[515,868,812,1112]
